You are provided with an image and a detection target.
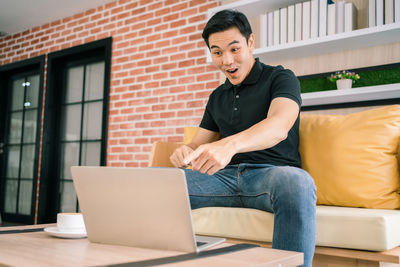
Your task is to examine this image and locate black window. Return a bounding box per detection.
[0,56,45,224]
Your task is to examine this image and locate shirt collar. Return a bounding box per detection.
[223,58,262,90]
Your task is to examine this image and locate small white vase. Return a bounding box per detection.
[336,79,353,90]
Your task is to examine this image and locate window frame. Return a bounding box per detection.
[0,55,45,225]
[39,37,112,223]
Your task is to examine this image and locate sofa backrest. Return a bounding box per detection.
[300,105,400,209]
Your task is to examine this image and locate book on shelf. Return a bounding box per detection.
[369,0,376,27]
[280,7,288,44]
[288,5,295,43]
[376,0,384,26]
[328,3,336,35]
[267,11,274,46]
[336,1,345,33]
[295,2,303,41]
[345,2,357,32]
[302,1,311,40]
[311,0,319,39]
[319,0,328,37]
[273,9,280,45]
[385,0,394,24]
[260,13,267,48]
[396,0,400,22]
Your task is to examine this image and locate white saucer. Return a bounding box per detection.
[44,227,87,239]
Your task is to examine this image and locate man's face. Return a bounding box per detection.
[208,27,255,85]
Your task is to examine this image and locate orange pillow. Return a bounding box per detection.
[299,105,400,209]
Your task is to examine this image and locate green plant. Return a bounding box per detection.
[328,70,360,83]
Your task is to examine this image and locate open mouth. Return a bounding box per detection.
[226,68,238,74]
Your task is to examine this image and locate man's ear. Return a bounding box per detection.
[247,33,255,51]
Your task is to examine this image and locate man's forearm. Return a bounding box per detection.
[223,116,289,155]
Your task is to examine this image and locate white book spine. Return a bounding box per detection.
[302,1,311,40]
[319,0,327,37]
[376,0,384,26]
[288,5,295,43]
[273,9,280,45]
[385,0,394,24]
[369,0,376,27]
[328,3,336,35]
[336,1,345,33]
[280,8,288,44]
[395,0,400,22]
[260,13,267,48]
[344,2,357,32]
[295,3,303,41]
[267,12,274,46]
[311,0,319,38]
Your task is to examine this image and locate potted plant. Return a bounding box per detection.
[328,70,360,90]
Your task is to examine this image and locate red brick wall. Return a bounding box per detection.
[0,0,221,168]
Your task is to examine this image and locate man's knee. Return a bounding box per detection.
[269,166,316,203]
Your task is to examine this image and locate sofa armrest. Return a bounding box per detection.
[149,141,182,167]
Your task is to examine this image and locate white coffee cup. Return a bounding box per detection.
[57,213,86,233]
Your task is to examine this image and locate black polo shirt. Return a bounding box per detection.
[199,58,302,168]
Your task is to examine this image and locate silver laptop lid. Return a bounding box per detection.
[71,166,198,252]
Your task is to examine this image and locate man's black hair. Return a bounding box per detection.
[202,9,253,48]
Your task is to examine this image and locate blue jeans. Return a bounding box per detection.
[184,163,316,267]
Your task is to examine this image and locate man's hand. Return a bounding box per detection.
[184,139,235,175]
[170,145,194,168]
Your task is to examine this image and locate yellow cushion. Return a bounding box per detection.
[183,127,198,144]
[299,105,400,209]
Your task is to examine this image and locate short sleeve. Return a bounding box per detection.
[270,67,302,107]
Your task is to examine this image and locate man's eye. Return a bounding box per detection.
[232,48,239,52]
[213,51,221,56]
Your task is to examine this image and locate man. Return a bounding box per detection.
[170,9,316,267]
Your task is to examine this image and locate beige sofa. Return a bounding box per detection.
[149,105,400,266]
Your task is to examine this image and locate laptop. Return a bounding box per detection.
[70,166,225,253]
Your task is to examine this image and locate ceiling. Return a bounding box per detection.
[0,0,115,36]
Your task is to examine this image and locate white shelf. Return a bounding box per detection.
[206,0,400,63]
[254,23,400,63]
[301,83,400,107]
[207,0,298,19]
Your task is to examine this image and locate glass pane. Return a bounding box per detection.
[25,74,40,108]
[81,142,101,166]
[18,180,33,215]
[85,61,105,101]
[61,104,81,141]
[60,181,77,213]
[11,78,25,111]
[23,110,37,143]
[4,179,18,213]
[6,145,20,178]
[8,111,23,144]
[65,66,84,103]
[82,102,102,140]
[61,142,79,180]
[21,145,35,179]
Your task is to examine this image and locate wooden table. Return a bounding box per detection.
[0,224,303,266]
